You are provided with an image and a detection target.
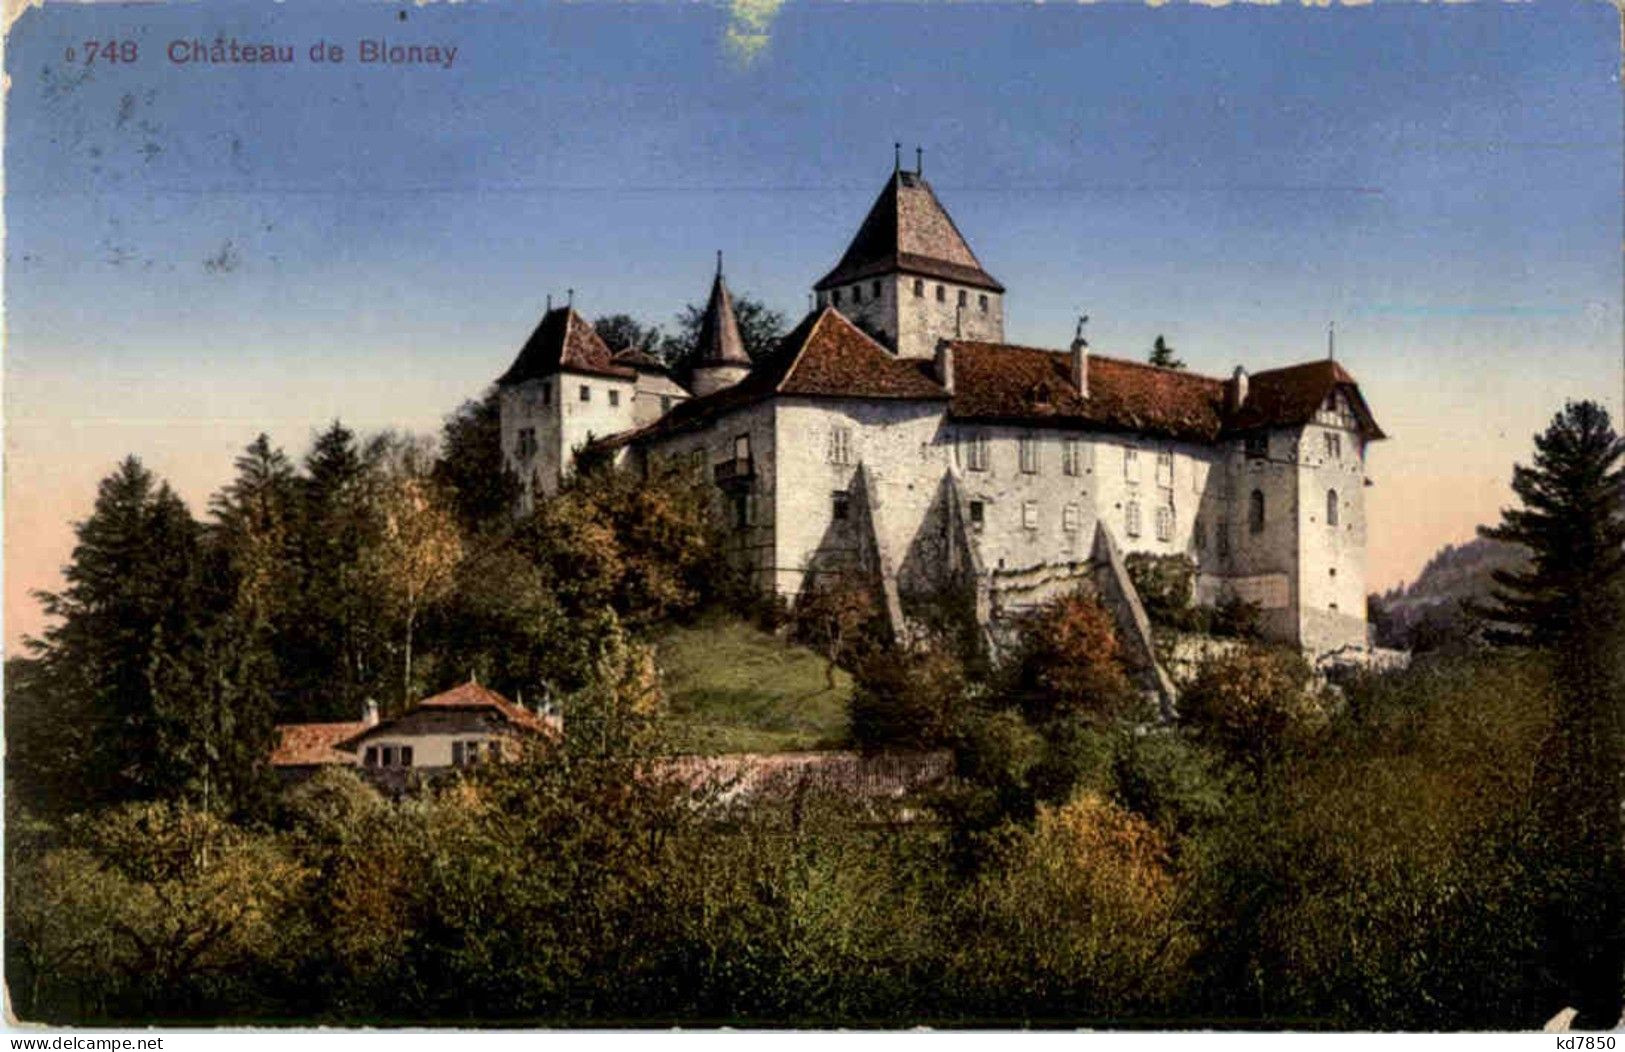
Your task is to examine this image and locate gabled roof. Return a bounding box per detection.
[271,721,368,767]
[1230,359,1386,439]
[944,342,1385,442]
[815,171,1004,293]
[695,270,751,367]
[337,680,561,752]
[497,306,636,385]
[593,308,948,451]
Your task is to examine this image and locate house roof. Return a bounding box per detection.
[334,681,561,753]
[270,721,368,767]
[814,171,1004,293]
[944,342,1386,441]
[497,306,636,385]
[695,270,751,367]
[592,307,949,450]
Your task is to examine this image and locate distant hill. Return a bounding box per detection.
[1372,537,1528,651]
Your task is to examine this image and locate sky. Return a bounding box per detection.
[5,0,1622,650]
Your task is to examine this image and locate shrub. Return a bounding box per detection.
[1210,594,1264,640]
[849,641,966,750]
[1178,645,1323,776]
[1125,553,1198,628]
[1005,588,1141,726]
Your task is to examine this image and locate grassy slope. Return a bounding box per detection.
[651,611,852,754]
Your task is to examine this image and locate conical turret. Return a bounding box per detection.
[690,253,752,397]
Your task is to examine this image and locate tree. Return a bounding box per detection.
[794,574,879,689]
[433,389,522,532]
[30,457,204,805]
[1148,335,1185,370]
[1005,588,1140,727]
[1477,400,1625,1026]
[661,292,788,374]
[594,313,664,355]
[1179,644,1323,779]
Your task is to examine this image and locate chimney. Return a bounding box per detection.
[362,698,380,728]
[1227,366,1250,413]
[935,340,955,394]
[1070,325,1089,399]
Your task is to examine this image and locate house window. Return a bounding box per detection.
[1155,504,1174,543]
[871,280,881,299]
[1249,489,1266,534]
[1245,433,1267,460]
[957,289,968,307]
[400,746,413,768]
[913,279,924,297]
[936,285,946,303]
[1019,435,1039,474]
[832,491,850,521]
[969,500,985,528]
[1124,447,1139,482]
[1125,500,1142,538]
[579,385,591,402]
[453,740,487,768]
[827,425,852,465]
[516,427,537,460]
[1327,489,1340,527]
[1022,500,1038,531]
[364,746,378,767]
[833,289,842,306]
[608,389,620,407]
[964,432,989,472]
[1156,451,1174,487]
[1062,438,1081,477]
[979,294,989,313]
[1063,503,1081,533]
[1325,432,1342,461]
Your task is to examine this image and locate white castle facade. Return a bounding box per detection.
[497,162,1385,660]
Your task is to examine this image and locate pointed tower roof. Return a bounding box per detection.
[815,170,1003,293]
[497,306,635,385]
[696,260,752,367]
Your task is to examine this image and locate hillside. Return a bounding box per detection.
[1374,537,1527,649]
[652,612,853,754]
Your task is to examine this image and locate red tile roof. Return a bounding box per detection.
[945,342,1384,441]
[498,306,636,384]
[815,172,1003,293]
[411,680,560,736]
[270,721,367,767]
[593,307,948,450]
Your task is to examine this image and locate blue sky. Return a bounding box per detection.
[6,0,1622,644]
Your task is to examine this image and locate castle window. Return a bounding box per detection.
[579,385,591,402]
[732,492,750,530]
[1019,435,1039,474]
[1325,432,1342,461]
[1245,433,1267,460]
[1062,438,1081,477]
[1194,518,1206,551]
[1155,504,1174,543]
[608,389,620,407]
[936,285,946,303]
[832,491,850,521]
[1156,451,1174,487]
[1022,501,1039,531]
[516,427,537,461]
[957,289,968,308]
[1326,489,1340,527]
[913,279,924,298]
[1124,447,1140,482]
[832,289,842,306]
[964,431,989,472]
[1217,520,1230,557]
[1249,489,1266,534]
[1063,503,1081,533]
[871,280,881,299]
[969,500,985,528]
[1125,500,1142,538]
[541,382,551,405]
[852,285,863,305]
[734,434,750,464]
[979,294,989,313]
[827,425,852,465]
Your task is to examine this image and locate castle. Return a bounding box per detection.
[496,160,1385,660]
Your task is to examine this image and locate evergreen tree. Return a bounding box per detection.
[433,389,522,532]
[30,457,204,804]
[1479,400,1625,1026]
[1148,335,1185,370]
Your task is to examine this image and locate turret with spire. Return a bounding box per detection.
[689,251,753,397]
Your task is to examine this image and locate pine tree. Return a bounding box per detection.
[1479,400,1625,1026]
[434,389,523,532]
[1148,335,1185,370]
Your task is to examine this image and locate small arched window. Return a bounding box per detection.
[1326,489,1340,527]
[1249,489,1265,534]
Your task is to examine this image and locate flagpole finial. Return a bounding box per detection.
[894,142,901,173]
[716,249,724,279]
[915,145,923,176]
